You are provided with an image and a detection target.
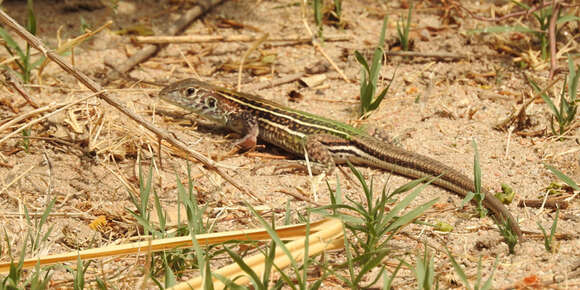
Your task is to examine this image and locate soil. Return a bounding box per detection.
[0,0,578,288]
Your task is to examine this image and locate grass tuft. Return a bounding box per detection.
[0,0,44,83]
[355,16,395,118]
[461,140,488,218]
[537,208,560,253]
[445,247,498,290]
[396,4,413,51]
[469,3,579,60]
[526,56,578,139]
[312,163,437,288]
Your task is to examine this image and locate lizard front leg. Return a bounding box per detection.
[226,111,260,151]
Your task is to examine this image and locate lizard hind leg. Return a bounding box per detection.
[272,134,339,175]
[303,134,342,175]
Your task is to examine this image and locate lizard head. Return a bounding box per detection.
[159,78,229,125]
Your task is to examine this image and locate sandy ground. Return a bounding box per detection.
[0,0,578,288]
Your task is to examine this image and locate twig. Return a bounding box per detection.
[312,39,349,82]
[276,189,323,207]
[105,0,225,83]
[42,151,53,202]
[252,73,304,90]
[38,20,113,79]
[494,77,561,130]
[0,165,35,197]
[135,34,351,44]
[0,55,19,66]
[0,102,65,135]
[0,211,89,218]
[385,50,469,60]
[518,199,569,209]
[2,69,39,108]
[7,136,89,154]
[456,0,555,22]
[0,93,98,146]
[238,33,268,90]
[177,46,199,77]
[0,9,262,203]
[548,1,559,79]
[300,0,349,83]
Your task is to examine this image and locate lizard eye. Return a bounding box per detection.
[207,97,217,108]
[186,87,196,96]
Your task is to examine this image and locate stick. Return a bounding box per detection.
[2,69,39,108]
[252,72,304,90]
[105,0,226,83]
[300,0,349,83]
[456,0,555,22]
[0,93,97,146]
[238,33,268,90]
[385,50,469,60]
[0,9,261,202]
[548,1,559,79]
[135,34,352,44]
[0,218,337,273]
[0,101,62,135]
[518,199,569,209]
[494,77,561,130]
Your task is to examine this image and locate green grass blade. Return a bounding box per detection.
[153,190,166,233]
[313,0,322,30]
[537,221,550,251]
[354,250,389,285]
[369,47,382,89]
[0,27,26,61]
[262,241,276,287]
[244,202,301,281]
[368,81,389,111]
[391,176,428,195]
[347,162,371,198]
[223,245,263,289]
[378,16,387,49]
[127,209,156,234]
[162,253,177,288]
[445,247,472,290]
[355,51,371,75]
[550,208,559,244]
[383,261,403,290]
[73,255,84,290]
[557,15,580,25]
[510,0,530,9]
[212,273,246,290]
[528,75,559,117]
[386,198,438,231]
[404,4,412,50]
[472,140,481,193]
[301,214,311,290]
[568,55,579,101]
[481,257,498,290]
[379,177,433,230]
[545,164,580,190]
[26,0,37,35]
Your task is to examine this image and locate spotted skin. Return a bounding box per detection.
[159,78,523,240]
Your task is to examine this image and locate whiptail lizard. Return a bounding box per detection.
[159,78,523,240]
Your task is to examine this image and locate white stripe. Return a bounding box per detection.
[218,91,350,137]
[260,118,306,139]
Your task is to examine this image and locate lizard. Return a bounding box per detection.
[159,78,523,240]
